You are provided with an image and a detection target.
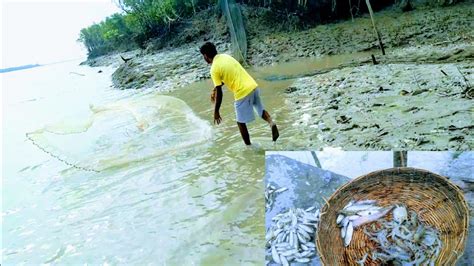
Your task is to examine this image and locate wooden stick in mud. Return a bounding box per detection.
[310,151,322,168]
[365,0,386,55]
[393,151,407,167]
[371,54,378,65]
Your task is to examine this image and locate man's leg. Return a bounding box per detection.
[261,110,279,142]
[261,110,274,125]
[253,89,279,142]
[237,122,251,145]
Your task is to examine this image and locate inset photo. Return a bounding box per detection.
[265,151,473,265]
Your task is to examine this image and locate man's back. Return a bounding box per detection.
[211,54,258,101]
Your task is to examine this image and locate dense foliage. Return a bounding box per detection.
[78,0,217,58]
[77,0,455,58]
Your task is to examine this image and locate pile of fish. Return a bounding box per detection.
[266,207,320,265]
[336,199,393,247]
[360,205,442,265]
[265,184,288,210]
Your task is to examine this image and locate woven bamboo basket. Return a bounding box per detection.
[316,167,469,265]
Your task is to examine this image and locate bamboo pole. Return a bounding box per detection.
[365,0,385,55]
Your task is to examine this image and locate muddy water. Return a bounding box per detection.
[2,52,369,265]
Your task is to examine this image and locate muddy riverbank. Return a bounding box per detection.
[285,44,473,150]
[82,3,473,150]
[83,3,473,90]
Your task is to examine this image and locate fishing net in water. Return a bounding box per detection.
[26,94,212,172]
[219,0,247,64]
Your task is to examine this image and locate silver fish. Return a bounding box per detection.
[352,206,393,228]
[344,221,354,247]
[295,258,310,263]
[348,215,361,221]
[393,205,408,223]
[275,187,288,193]
[355,199,377,205]
[298,224,313,234]
[344,204,376,212]
[298,227,310,240]
[357,208,382,216]
[280,254,289,266]
[271,244,281,264]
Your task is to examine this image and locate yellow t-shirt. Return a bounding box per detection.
[210,54,258,100]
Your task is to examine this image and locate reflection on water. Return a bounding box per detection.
[2,53,369,264]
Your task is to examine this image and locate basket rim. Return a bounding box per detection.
[316,167,470,265]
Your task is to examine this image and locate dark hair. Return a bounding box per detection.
[200,42,217,58]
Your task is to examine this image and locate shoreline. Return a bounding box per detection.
[81,3,473,151]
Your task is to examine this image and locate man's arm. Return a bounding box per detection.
[213,85,223,125]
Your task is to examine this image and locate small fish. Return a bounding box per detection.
[344,221,354,247]
[298,227,310,240]
[296,231,306,243]
[344,200,355,208]
[280,249,298,257]
[357,208,382,216]
[275,187,288,193]
[341,224,346,239]
[271,245,281,264]
[342,217,350,228]
[298,224,313,234]
[275,242,290,248]
[413,224,425,243]
[355,199,377,205]
[352,206,393,228]
[265,228,274,242]
[422,233,436,246]
[393,205,408,223]
[290,231,296,247]
[344,204,376,212]
[295,258,310,263]
[280,254,289,266]
[300,250,313,257]
[336,214,344,224]
[348,215,361,221]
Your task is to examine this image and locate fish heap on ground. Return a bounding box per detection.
[265,184,288,211]
[360,205,442,265]
[266,207,320,265]
[336,200,393,247]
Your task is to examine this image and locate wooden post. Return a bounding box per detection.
[365,0,386,55]
[371,54,378,65]
[310,151,322,168]
[393,151,407,167]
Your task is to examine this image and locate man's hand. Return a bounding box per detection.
[213,86,223,125]
[210,89,216,103]
[214,111,222,125]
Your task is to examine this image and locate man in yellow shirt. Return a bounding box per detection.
[200,42,279,146]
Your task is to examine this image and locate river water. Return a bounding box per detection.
[2,53,368,265]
